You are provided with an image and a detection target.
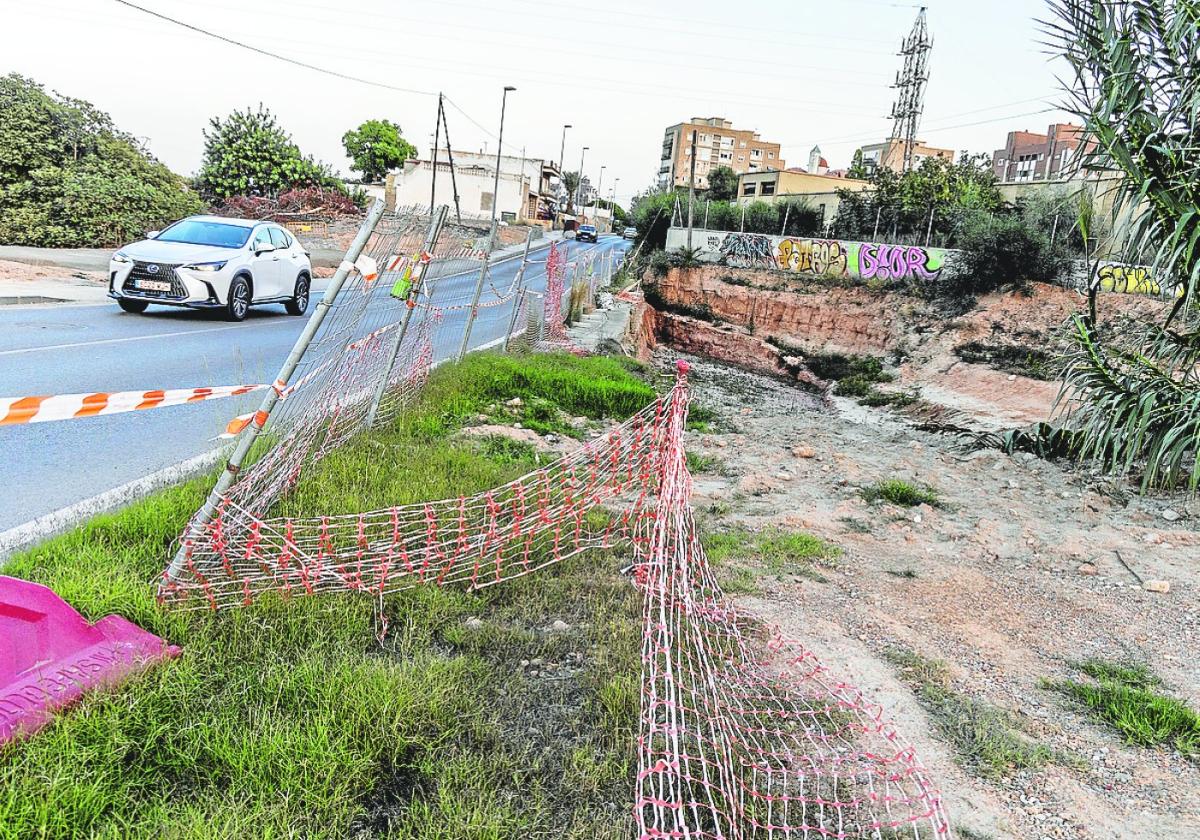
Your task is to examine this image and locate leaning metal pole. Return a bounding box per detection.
[502,229,535,351]
[365,205,448,427]
[162,199,387,584]
[457,223,495,360]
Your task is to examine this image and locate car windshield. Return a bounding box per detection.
[154,220,252,248]
[581,226,596,232]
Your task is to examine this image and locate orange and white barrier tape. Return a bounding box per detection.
[1,385,267,427]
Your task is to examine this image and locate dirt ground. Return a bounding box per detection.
[668,351,1200,840]
[0,258,105,283]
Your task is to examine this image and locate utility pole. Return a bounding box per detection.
[595,165,605,230]
[439,100,462,223]
[611,177,620,232]
[459,85,514,359]
[559,124,571,173]
[686,128,697,250]
[575,146,589,217]
[366,205,448,427]
[429,94,443,218]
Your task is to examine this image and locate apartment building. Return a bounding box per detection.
[855,138,955,174]
[658,117,784,190]
[991,123,1093,182]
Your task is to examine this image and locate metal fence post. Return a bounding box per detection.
[502,229,535,351]
[457,220,496,360]
[365,205,448,427]
[163,199,387,583]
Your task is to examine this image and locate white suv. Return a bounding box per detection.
[108,215,313,321]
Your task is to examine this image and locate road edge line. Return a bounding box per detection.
[0,448,226,566]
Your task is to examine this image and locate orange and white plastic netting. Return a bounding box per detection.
[160,361,949,839]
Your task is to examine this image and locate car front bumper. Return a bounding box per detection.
[109,261,226,308]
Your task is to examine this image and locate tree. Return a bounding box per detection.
[0,73,202,247]
[562,171,581,213]
[847,148,869,180]
[1044,0,1200,492]
[197,105,333,200]
[830,153,1002,246]
[341,119,415,183]
[706,165,738,201]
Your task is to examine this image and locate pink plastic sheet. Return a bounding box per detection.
[0,575,180,744]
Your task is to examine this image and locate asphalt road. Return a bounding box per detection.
[0,235,630,532]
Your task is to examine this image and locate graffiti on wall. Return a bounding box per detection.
[776,238,849,278]
[858,243,944,281]
[1097,264,1165,296]
[719,233,776,269]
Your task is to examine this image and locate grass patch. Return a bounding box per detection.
[685,403,719,433]
[703,527,839,587]
[883,648,1055,779]
[1043,660,1200,758]
[954,341,1057,381]
[685,450,721,474]
[780,349,916,408]
[0,352,654,839]
[860,479,941,508]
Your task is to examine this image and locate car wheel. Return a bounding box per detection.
[117,298,149,314]
[226,276,250,322]
[285,274,310,316]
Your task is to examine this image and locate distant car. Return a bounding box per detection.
[622,226,637,240]
[576,224,598,243]
[108,215,312,322]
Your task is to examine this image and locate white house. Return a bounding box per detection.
[387,147,562,224]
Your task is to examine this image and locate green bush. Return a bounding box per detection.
[197,105,338,201]
[0,74,203,247]
[943,212,1067,298]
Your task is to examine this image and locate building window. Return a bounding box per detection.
[743,183,757,196]
[768,151,775,159]
[751,149,762,158]
[737,155,745,162]
[719,151,732,161]
[761,182,776,196]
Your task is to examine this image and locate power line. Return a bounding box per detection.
[813,106,1060,150]
[108,0,438,98]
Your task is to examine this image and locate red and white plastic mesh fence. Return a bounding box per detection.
[161,361,949,838]
[632,363,948,839]
[193,209,499,531]
[160,388,670,610]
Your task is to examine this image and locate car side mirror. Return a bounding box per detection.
[255,242,276,255]
[146,230,161,239]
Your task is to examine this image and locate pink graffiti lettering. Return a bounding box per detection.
[859,244,940,282]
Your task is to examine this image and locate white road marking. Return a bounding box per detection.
[0,320,294,357]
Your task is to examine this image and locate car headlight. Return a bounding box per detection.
[182,261,228,272]
[112,251,132,264]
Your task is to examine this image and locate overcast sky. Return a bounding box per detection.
[4,0,1075,205]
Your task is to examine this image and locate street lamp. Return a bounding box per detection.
[460,85,516,361]
[575,146,588,216]
[489,85,516,241]
[559,124,571,173]
[611,177,620,230]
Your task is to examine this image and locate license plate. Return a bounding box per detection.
[137,279,172,292]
